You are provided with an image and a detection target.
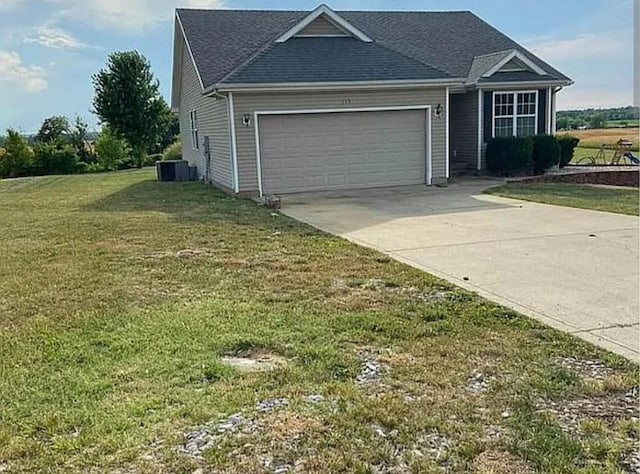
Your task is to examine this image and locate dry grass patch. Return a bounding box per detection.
[0,169,637,473]
[559,127,639,150]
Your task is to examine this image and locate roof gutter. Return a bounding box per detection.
[204,78,466,95]
[473,79,574,89]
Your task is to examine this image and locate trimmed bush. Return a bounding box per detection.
[32,143,80,175]
[145,153,162,166]
[486,137,533,176]
[557,135,580,168]
[531,135,561,174]
[162,140,181,161]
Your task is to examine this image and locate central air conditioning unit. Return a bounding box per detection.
[156,160,197,182]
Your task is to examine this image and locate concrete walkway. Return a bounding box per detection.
[281,179,640,360]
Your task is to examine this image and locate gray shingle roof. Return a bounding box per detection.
[176,8,571,89]
[225,37,452,84]
[467,50,513,83]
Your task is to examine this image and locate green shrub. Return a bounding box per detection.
[145,153,162,166]
[531,135,561,174]
[557,135,580,168]
[32,143,80,175]
[486,137,533,176]
[95,129,132,171]
[0,129,35,178]
[162,140,181,161]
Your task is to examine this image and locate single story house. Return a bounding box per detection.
[171,4,572,196]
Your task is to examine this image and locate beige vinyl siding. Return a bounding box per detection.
[178,43,232,189]
[208,98,233,189]
[296,16,348,36]
[449,91,479,173]
[232,88,447,193]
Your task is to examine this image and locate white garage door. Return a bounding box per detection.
[258,109,427,194]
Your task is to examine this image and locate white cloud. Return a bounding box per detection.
[45,0,225,32]
[0,0,24,11]
[25,26,87,49]
[525,30,631,63]
[0,50,47,92]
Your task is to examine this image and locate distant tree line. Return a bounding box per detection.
[0,51,180,179]
[557,106,639,130]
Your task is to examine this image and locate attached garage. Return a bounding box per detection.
[256,108,430,195]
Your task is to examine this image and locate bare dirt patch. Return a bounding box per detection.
[472,450,533,473]
[220,349,288,373]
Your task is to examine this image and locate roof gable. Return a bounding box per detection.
[275,5,372,43]
[498,56,529,72]
[481,50,547,77]
[296,14,351,37]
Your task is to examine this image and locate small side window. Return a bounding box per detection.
[189,110,199,150]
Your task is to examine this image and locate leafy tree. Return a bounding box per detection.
[67,116,97,164]
[94,127,132,171]
[589,114,606,129]
[556,116,570,131]
[0,129,35,178]
[158,110,180,152]
[36,116,70,144]
[92,51,167,167]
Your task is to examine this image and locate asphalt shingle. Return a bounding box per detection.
[176,8,571,89]
[225,37,452,83]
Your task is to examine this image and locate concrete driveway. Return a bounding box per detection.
[281,179,640,360]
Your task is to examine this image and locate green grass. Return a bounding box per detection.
[0,169,637,473]
[485,183,639,216]
[571,146,640,165]
[606,119,639,128]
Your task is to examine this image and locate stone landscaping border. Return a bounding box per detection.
[508,169,639,187]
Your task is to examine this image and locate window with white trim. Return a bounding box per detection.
[189,109,199,150]
[493,91,537,138]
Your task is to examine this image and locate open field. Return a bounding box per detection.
[606,119,639,128]
[486,183,639,216]
[0,170,638,473]
[559,128,639,151]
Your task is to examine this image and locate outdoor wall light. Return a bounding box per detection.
[434,104,443,118]
[242,114,252,126]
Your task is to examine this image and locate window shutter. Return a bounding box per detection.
[537,89,547,135]
[483,91,493,143]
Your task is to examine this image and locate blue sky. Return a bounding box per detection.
[0,0,634,133]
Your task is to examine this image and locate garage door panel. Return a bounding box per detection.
[259,109,426,194]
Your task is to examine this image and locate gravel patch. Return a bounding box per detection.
[332,278,462,303]
[535,387,639,435]
[554,356,616,380]
[467,371,491,394]
[257,398,290,413]
[620,443,640,474]
[415,429,452,461]
[357,359,383,385]
[181,412,260,459]
[306,394,325,404]
[180,397,291,459]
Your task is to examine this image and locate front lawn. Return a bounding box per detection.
[485,183,639,216]
[0,169,637,473]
